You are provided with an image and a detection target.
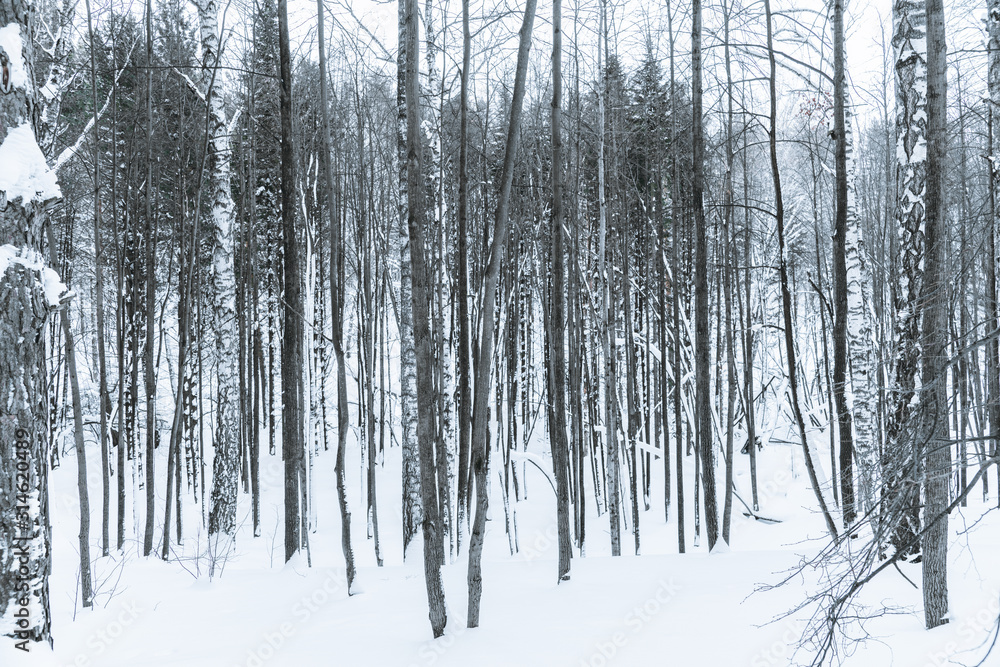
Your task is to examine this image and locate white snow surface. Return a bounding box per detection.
[0,123,62,204]
[0,244,68,306]
[0,23,28,91]
[1,370,999,667]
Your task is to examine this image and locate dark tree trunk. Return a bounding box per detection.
[921,0,949,629]
[832,0,856,528]
[467,0,538,627]
[547,0,572,579]
[405,0,447,637]
[317,0,356,591]
[142,0,157,559]
[455,0,473,551]
[278,0,303,563]
[692,0,719,551]
[764,0,839,540]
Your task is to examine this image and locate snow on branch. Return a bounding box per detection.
[0,244,70,307]
[0,123,61,205]
[53,36,140,172]
[0,22,29,91]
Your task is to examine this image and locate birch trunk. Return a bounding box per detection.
[194,0,240,539]
[885,0,927,559]
[398,0,422,560]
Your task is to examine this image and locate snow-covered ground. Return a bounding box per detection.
[3,413,1000,666]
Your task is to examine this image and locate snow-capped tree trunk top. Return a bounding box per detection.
[0,0,60,647]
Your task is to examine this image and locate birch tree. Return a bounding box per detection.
[884,0,926,560]
[194,0,241,540]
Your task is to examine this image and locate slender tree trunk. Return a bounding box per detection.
[764,0,839,540]
[885,0,927,559]
[142,0,157,558]
[46,223,93,607]
[547,0,572,579]
[921,0,949,629]
[316,0,356,588]
[455,0,473,551]
[398,0,422,560]
[467,0,538,626]
[84,0,111,559]
[986,0,1000,511]
[404,0,448,636]
[692,0,719,551]
[665,0,684,554]
[278,0,302,563]
[831,0,856,528]
[596,0,621,557]
[721,0,736,544]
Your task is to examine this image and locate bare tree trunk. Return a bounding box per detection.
[398,0,421,560]
[467,0,538,627]
[315,0,356,588]
[986,0,1000,512]
[278,0,302,563]
[721,0,736,544]
[404,0,448,637]
[455,0,472,552]
[885,0,927,560]
[142,0,157,558]
[831,0,856,528]
[195,0,241,540]
[764,0,839,540]
[46,222,92,606]
[547,0,572,579]
[692,0,719,551]
[665,0,684,554]
[921,0,949,628]
[596,0,620,557]
[84,0,111,559]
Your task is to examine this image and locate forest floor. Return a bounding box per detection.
[3,419,1000,667]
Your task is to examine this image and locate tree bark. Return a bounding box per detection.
[397,0,422,560]
[195,0,241,540]
[405,0,447,637]
[885,0,927,560]
[278,0,302,563]
[142,0,156,558]
[921,0,949,629]
[455,0,473,552]
[831,0,856,528]
[0,0,57,643]
[692,0,719,551]
[547,0,572,580]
